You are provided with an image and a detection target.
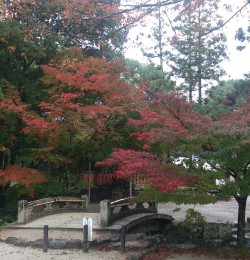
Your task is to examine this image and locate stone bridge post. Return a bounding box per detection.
[81,194,89,210]
[100,200,111,226]
[17,200,29,224]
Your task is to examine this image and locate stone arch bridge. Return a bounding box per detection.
[15,196,173,235]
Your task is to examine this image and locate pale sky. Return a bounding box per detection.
[124,0,250,80]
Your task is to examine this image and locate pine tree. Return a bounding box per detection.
[168,0,227,103]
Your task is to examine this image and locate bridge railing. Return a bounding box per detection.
[17,195,88,224]
[100,197,157,226]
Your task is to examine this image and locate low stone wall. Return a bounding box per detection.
[17,195,88,224]
[100,197,157,226]
[162,222,233,246]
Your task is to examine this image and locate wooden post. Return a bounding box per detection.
[121,225,126,252]
[83,224,89,252]
[43,225,49,252]
[129,179,133,197]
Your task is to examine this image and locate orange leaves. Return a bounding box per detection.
[0,37,7,43]
[22,117,57,138]
[41,56,128,95]
[7,45,16,53]
[97,92,211,193]
[128,92,212,151]
[53,93,80,106]
[40,55,141,114]
[215,96,250,142]
[0,165,45,187]
[0,81,29,116]
[21,53,146,165]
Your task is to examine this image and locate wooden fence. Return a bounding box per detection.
[82,173,147,187]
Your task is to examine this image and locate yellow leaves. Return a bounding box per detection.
[7,45,16,53]
[0,145,6,152]
[20,52,28,61]
[0,37,7,44]
[62,11,70,19]
[9,134,17,143]
[98,40,105,48]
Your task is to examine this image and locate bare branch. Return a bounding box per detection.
[100,0,183,19]
[147,92,188,129]
[165,10,176,34]
[200,2,250,37]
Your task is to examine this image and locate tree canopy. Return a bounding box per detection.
[1,0,250,249]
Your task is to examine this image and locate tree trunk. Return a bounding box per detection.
[158,3,164,74]
[235,196,247,248]
[197,7,202,104]
[198,65,202,104]
[189,83,193,103]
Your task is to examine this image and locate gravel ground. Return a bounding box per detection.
[0,242,132,260]
[158,198,250,224]
[0,199,250,259]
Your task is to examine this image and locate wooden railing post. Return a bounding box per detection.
[121,225,126,252]
[83,224,89,252]
[43,225,49,252]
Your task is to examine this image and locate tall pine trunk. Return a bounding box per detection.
[235,196,247,248]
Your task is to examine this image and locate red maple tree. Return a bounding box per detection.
[21,50,146,167]
[0,83,46,192]
[97,92,209,192]
[97,148,193,192]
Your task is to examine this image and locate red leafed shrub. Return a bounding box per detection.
[0,165,45,186]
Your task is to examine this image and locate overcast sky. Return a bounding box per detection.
[124,0,250,80]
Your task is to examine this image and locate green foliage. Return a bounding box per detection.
[0,87,3,99]
[0,19,61,169]
[0,20,60,89]
[0,185,26,219]
[0,216,15,227]
[124,59,175,93]
[199,79,250,119]
[199,80,235,116]
[68,179,86,195]
[3,0,127,60]
[34,176,64,198]
[235,26,250,51]
[183,208,207,227]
